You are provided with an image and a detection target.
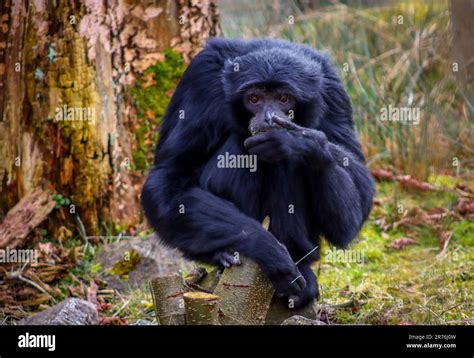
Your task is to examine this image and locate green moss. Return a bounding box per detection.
[107,250,141,281]
[427,174,460,190]
[131,49,186,171]
[317,180,473,325]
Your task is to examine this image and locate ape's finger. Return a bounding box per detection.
[291,274,307,292]
[272,115,301,130]
[247,143,287,163]
[247,142,275,155]
[244,132,273,148]
[219,257,231,267]
[222,251,241,266]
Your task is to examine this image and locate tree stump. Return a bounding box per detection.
[150,275,186,325]
[214,257,274,325]
[183,292,220,325]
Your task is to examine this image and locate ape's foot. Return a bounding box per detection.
[269,267,307,299]
[280,269,320,309]
[213,251,241,268]
[287,283,320,309]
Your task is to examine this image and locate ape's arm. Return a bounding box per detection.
[311,139,375,248]
[313,78,375,247]
[244,115,374,248]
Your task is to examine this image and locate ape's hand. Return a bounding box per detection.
[244,116,333,166]
[266,257,307,300]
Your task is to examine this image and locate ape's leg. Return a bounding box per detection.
[141,168,307,299]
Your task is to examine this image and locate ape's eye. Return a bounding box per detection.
[249,94,260,104]
[279,94,289,103]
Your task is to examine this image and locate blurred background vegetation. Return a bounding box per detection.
[221,0,473,180]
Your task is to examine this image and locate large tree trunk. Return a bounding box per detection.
[0,0,221,238]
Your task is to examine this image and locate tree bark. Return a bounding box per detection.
[150,274,186,325]
[0,188,55,249]
[0,0,221,237]
[214,257,274,325]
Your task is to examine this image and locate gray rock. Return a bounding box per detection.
[20,298,99,325]
[265,296,318,325]
[132,319,154,325]
[95,234,195,291]
[281,315,327,326]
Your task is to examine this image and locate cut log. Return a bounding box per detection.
[212,215,274,325]
[183,291,220,325]
[149,275,186,325]
[214,257,274,325]
[0,189,56,249]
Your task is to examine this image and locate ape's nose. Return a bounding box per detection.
[265,110,274,124]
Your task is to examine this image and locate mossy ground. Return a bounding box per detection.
[316,179,473,325]
[93,176,472,326]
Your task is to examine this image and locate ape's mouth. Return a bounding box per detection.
[249,121,286,136]
[249,122,290,136]
[250,127,271,136]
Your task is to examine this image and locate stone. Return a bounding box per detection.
[95,234,195,291]
[281,315,327,326]
[265,296,318,325]
[19,298,99,325]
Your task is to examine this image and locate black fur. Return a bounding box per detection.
[141,38,375,307]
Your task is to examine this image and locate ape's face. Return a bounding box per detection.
[243,86,296,135]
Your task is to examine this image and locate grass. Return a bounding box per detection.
[317,180,473,325]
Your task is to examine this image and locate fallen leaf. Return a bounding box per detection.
[371,168,394,182]
[397,175,437,191]
[455,198,474,216]
[100,316,128,325]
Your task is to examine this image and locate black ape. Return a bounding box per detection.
[141,38,375,308]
